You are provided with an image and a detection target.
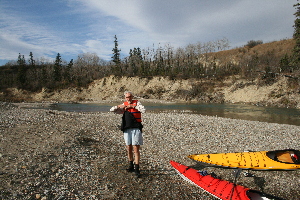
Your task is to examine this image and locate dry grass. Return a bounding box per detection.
[210,38,295,62]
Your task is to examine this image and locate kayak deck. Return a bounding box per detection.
[188,149,300,170]
[170,160,285,200]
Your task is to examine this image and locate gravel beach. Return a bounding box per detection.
[0,102,299,200]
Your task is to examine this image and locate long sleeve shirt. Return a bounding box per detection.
[110,101,146,114]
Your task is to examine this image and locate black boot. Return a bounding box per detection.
[134,164,140,178]
[126,161,134,172]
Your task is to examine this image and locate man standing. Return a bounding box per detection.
[110,91,145,177]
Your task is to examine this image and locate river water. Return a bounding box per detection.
[49,102,300,126]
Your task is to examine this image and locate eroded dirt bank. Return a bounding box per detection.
[1,75,299,108]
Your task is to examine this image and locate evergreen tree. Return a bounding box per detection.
[280,54,291,72]
[17,53,27,88]
[17,53,26,66]
[129,47,143,61]
[292,1,300,69]
[64,59,73,83]
[53,53,62,82]
[112,35,121,64]
[127,47,144,76]
[29,52,35,66]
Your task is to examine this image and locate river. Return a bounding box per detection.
[48,102,300,126]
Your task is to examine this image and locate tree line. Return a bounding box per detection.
[0,36,231,91]
[0,37,298,93]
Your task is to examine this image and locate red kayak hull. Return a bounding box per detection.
[170,160,284,200]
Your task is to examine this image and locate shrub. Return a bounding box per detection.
[245,40,263,48]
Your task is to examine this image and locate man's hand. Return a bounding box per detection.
[118,104,126,109]
[125,104,135,110]
[118,104,135,111]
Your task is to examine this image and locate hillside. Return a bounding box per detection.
[208,39,295,66]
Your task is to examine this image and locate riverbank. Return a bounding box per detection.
[1,75,300,109]
[0,102,299,199]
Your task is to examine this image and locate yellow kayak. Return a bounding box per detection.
[188,149,300,170]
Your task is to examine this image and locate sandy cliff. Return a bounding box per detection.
[2,75,300,108]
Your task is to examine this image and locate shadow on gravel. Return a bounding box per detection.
[254,176,266,192]
[118,168,175,178]
[75,136,99,146]
[140,169,174,176]
[186,162,268,193]
[188,163,207,171]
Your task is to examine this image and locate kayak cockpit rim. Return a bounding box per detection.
[246,190,285,200]
[266,149,300,164]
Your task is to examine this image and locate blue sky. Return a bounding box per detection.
[0,0,296,66]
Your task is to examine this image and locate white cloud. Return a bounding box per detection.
[80,40,111,59]
[74,0,294,48]
[1,11,64,58]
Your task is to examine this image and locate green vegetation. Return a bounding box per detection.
[0,37,298,94]
[245,40,263,48]
[292,1,300,69]
[112,35,121,65]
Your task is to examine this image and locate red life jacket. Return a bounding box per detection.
[124,100,142,122]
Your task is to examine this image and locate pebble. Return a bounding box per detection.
[0,102,299,199]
